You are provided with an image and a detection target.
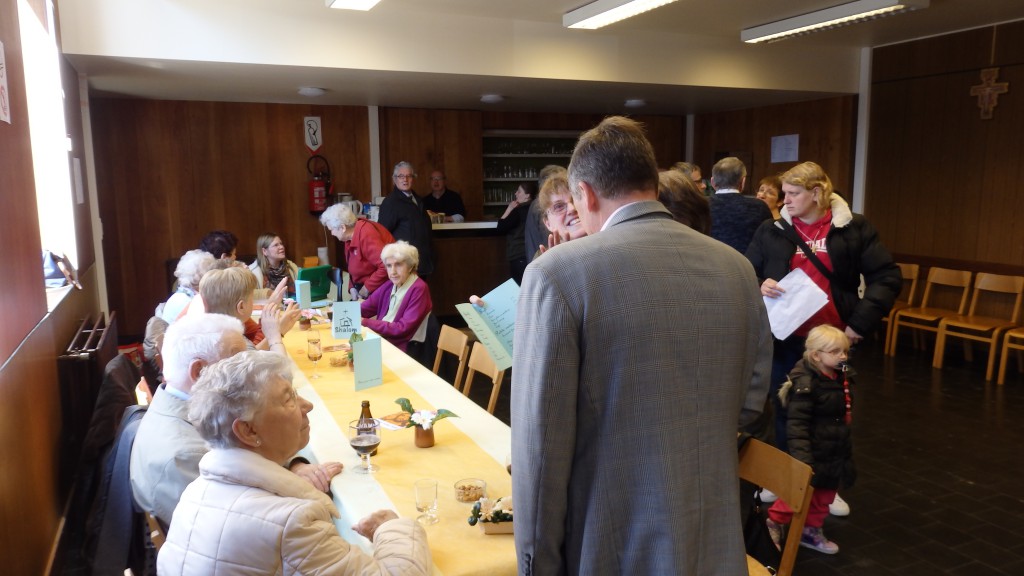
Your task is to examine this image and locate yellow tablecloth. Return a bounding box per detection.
[287,326,516,576]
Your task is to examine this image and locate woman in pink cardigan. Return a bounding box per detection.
[361,241,432,352]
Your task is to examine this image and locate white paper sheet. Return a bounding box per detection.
[764,267,829,340]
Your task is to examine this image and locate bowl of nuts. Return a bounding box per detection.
[454,478,487,503]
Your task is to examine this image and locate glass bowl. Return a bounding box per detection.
[454,478,487,503]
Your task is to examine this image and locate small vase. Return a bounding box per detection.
[415,426,435,448]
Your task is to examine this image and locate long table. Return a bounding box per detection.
[286,326,517,575]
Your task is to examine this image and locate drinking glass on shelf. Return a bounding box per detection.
[307,332,322,379]
[348,419,380,474]
[414,479,439,525]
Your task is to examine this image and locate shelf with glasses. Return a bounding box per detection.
[482,129,579,215]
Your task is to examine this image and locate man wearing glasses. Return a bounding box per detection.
[378,161,435,277]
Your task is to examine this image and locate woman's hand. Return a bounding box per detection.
[469,295,485,307]
[277,301,301,333]
[353,510,400,542]
[760,278,785,299]
[290,461,343,493]
[844,326,863,345]
[268,278,289,305]
[501,199,520,219]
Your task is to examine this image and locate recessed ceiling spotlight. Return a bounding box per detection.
[624,98,646,108]
[480,94,504,104]
[298,87,327,97]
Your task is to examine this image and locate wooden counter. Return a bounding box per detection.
[430,223,510,317]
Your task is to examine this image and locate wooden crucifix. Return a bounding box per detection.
[970,67,1009,120]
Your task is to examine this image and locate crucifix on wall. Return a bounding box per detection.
[969,67,1009,120]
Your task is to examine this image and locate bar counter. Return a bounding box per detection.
[430,221,510,317]
[289,327,516,575]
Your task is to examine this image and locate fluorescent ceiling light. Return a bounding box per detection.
[741,0,929,44]
[327,0,381,10]
[564,0,681,30]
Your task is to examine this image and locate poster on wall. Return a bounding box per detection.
[771,134,799,163]
[304,116,322,153]
[0,40,11,124]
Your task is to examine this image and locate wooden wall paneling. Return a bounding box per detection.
[0,319,61,576]
[482,111,603,131]
[865,81,908,246]
[92,99,192,336]
[0,0,48,364]
[431,110,483,221]
[872,26,994,83]
[994,21,1024,65]
[694,97,856,197]
[632,115,684,170]
[320,105,372,203]
[977,64,1024,266]
[379,108,437,195]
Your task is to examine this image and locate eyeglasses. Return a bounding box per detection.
[818,348,848,356]
[547,201,570,216]
[394,174,415,180]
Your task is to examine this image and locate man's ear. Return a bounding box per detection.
[188,359,206,385]
[578,181,600,213]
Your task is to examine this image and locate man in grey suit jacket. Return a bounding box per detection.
[511,117,771,575]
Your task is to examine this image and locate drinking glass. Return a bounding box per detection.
[307,332,322,379]
[414,479,439,525]
[348,419,380,474]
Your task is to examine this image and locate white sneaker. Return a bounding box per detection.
[829,494,850,517]
[758,488,778,503]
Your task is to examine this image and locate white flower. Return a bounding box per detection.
[410,410,435,429]
[494,495,513,514]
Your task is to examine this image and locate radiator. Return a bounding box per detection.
[56,312,118,499]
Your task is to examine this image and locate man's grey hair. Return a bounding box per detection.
[161,313,244,388]
[393,161,416,178]
[568,116,658,201]
[711,157,747,190]
[188,350,293,449]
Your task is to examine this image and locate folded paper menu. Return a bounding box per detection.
[456,279,519,371]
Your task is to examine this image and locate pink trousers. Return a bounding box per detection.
[766,488,836,528]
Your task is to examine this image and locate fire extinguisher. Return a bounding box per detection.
[307,154,332,214]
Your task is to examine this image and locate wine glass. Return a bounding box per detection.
[348,419,380,474]
[414,479,439,525]
[307,332,322,379]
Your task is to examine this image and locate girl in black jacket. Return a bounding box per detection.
[766,325,854,555]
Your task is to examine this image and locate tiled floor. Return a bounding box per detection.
[460,335,1024,575]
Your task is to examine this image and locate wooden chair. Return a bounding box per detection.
[433,324,469,391]
[933,273,1024,380]
[882,263,920,355]
[739,438,814,576]
[461,342,506,414]
[997,327,1024,385]
[888,267,972,357]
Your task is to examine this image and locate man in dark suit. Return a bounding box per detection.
[377,161,434,276]
[512,117,771,575]
[709,156,773,253]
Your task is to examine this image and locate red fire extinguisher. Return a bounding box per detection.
[307,155,332,214]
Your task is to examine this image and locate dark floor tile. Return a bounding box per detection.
[910,539,976,570]
[946,561,1009,576]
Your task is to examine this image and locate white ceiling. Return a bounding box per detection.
[58,0,1024,116]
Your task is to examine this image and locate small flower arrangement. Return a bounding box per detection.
[468,495,513,526]
[347,331,363,363]
[395,398,457,429]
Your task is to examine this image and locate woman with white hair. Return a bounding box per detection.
[159,350,431,575]
[360,241,432,352]
[320,203,395,300]
[159,249,216,323]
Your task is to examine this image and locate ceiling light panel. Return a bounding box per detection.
[741,0,929,44]
[327,0,382,10]
[564,0,681,30]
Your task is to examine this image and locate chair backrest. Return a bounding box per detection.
[467,341,502,384]
[967,273,1024,321]
[738,437,813,576]
[919,267,972,313]
[897,262,921,306]
[433,325,469,390]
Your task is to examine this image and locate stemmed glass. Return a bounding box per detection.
[307,332,322,379]
[414,479,439,525]
[348,418,381,474]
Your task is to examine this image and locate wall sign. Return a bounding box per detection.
[304,116,322,152]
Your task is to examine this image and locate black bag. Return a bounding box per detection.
[744,489,781,573]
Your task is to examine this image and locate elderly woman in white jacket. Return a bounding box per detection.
[158,351,431,575]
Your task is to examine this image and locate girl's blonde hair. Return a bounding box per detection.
[803,324,850,367]
[782,161,833,212]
